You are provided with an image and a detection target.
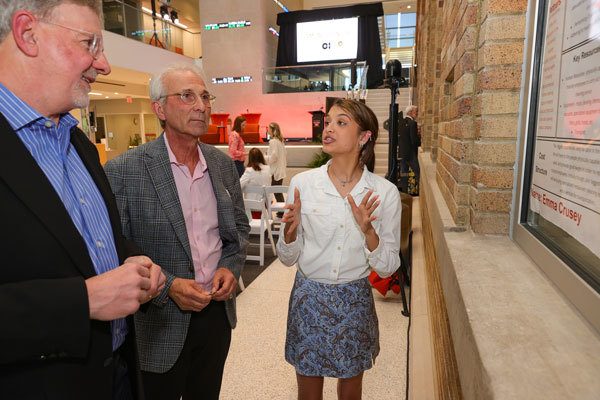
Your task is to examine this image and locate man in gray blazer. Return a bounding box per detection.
[105,63,250,400]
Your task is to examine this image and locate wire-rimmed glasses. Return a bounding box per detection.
[161,90,216,107]
[40,20,103,60]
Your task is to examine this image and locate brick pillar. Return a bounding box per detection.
[471,0,527,234]
[415,0,527,233]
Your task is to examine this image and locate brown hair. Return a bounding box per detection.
[233,116,246,133]
[330,98,378,172]
[247,148,266,171]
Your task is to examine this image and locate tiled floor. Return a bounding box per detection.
[220,259,409,399]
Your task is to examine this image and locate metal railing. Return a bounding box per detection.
[102,0,200,58]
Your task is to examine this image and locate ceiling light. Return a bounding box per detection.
[89,92,102,96]
[407,5,411,8]
[114,92,119,95]
[105,96,109,99]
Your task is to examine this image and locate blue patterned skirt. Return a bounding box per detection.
[285,272,380,378]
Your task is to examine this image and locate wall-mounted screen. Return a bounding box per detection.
[296,17,358,63]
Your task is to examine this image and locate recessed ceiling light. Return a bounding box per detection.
[114,92,119,95]
[407,5,411,8]
[105,96,109,99]
[89,92,102,96]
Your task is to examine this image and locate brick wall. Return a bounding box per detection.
[415,0,527,234]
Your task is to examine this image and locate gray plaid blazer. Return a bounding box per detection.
[104,134,249,373]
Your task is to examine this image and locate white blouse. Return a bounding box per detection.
[277,161,401,283]
[266,138,287,181]
[240,164,272,201]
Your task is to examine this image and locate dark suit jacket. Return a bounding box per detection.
[399,116,419,160]
[104,134,250,373]
[0,113,144,399]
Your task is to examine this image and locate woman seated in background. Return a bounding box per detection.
[229,115,247,176]
[266,122,287,204]
[240,148,272,219]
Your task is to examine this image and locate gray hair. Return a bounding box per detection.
[404,105,417,116]
[0,0,102,42]
[149,63,208,104]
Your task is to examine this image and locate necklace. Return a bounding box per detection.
[329,165,358,187]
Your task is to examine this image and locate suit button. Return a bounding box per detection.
[40,355,46,360]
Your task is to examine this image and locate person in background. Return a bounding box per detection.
[104,63,250,400]
[277,99,401,400]
[240,147,272,219]
[266,122,287,203]
[229,115,247,177]
[399,105,420,193]
[0,1,165,399]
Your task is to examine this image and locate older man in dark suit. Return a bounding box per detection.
[0,1,164,399]
[399,105,420,194]
[105,63,250,400]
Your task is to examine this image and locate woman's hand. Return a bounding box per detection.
[282,187,301,243]
[348,190,381,252]
[348,190,380,234]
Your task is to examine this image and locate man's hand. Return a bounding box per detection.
[124,255,166,301]
[168,278,211,312]
[282,187,301,244]
[86,262,152,321]
[210,268,237,301]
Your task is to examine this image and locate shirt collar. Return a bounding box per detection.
[164,132,208,172]
[0,83,78,131]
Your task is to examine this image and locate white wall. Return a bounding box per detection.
[103,30,194,76]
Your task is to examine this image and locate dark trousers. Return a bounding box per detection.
[399,156,420,193]
[234,160,245,177]
[271,177,285,202]
[113,348,134,400]
[141,301,232,400]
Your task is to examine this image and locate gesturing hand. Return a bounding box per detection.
[282,187,301,244]
[347,190,380,235]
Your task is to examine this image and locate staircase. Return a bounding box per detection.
[365,88,411,177]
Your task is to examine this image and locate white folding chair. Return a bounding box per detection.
[244,199,276,267]
[243,185,266,202]
[264,185,288,236]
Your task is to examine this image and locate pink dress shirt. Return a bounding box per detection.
[165,134,222,291]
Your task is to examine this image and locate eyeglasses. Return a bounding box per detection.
[40,20,103,60]
[161,90,216,106]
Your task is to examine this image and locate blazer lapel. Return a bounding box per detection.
[0,115,96,277]
[144,135,192,262]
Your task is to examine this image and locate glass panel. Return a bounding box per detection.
[263,61,367,93]
[400,13,416,26]
[102,0,200,58]
[385,14,400,28]
[521,0,600,292]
